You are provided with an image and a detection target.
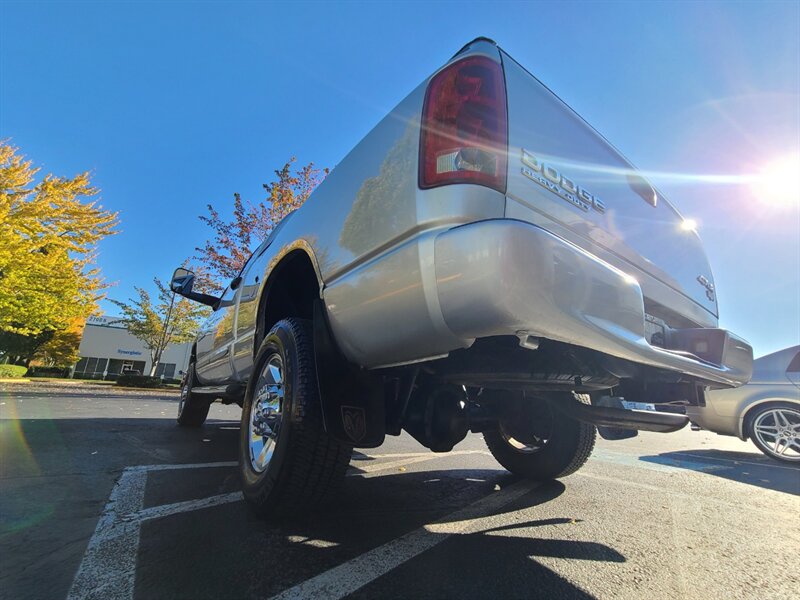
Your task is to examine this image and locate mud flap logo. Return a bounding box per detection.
[341,406,366,443]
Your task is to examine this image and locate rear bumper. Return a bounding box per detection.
[434,219,753,388]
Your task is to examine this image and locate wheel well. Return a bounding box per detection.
[741,398,800,439]
[255,250,321,353]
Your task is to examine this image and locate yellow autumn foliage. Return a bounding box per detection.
[0,141,118,337]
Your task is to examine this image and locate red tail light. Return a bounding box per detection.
[419,55,508,193]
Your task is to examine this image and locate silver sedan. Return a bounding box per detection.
[687,345,800,463]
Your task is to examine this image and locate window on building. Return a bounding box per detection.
[75,356,108,377]
[74,357,108,376]
[156,362,176,378]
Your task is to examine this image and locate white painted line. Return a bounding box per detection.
[575,471,790,516]
[67,461,240,600]
[353,451,445,459]
[133,492,242,521]
[126,460,238,473]
[591,449,724,473]
[348,450,492,477]
[269,479,537,600]
[669,451,798,471]
[67,470,145,600]
[349,455,444,476]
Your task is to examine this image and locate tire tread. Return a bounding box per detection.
[243,318,352,516]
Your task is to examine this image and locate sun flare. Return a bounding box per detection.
[750,153,800,208]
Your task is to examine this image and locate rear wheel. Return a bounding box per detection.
[746,403,800,463]
[177,362,211,427]
[239,317,352,517]
[483,393,596,480]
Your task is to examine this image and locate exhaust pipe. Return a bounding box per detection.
[549,394,688,433]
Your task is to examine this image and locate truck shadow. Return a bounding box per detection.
[639,449,799,495]
[2,415,623,600]
[137,469,623,599]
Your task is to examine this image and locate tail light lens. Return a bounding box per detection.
[419,55,508,193]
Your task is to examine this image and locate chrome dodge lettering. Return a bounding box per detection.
[521,149,606,214]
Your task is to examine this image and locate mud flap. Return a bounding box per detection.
[313,300,385,448]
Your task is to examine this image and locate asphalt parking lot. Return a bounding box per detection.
[1,383,798,600]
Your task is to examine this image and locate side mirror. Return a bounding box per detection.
[169,267,220,308]
[171,267,195,295]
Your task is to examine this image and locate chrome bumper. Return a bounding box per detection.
[434,219,753,388]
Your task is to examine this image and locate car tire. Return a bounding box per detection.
[483,394,596,480]
[177,362,211,427]
[239,317,352,517]
[746,402,800,463]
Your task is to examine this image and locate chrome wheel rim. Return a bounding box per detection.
[499,400,553,454]
[501,428,549,454]
[248,354,284,473]
[753,407,800,461]
[178,378,189,417]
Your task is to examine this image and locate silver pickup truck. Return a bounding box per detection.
[170,38,753,516]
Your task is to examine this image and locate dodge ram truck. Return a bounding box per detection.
[170,37,753,516]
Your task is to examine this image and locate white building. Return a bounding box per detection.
[73,315,192,380]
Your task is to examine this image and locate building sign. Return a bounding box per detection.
[117,349,143,356]
[87,315,126,329]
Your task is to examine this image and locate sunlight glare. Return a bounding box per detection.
[750,153,800,208]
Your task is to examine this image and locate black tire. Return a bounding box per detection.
[239,317,352,517]
[483,394,596,480]
[177,362,211,427]
[746,402,800,464]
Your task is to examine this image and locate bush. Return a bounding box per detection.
[73,373,105,381]
[26,366,70,378]
[115,374,163,388]
[0,365,28,378]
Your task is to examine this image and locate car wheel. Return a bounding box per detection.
[239,317,353,517]
[483,393,596,480]
[746,402,800,463]
[177,362,211,427]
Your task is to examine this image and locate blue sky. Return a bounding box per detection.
[1,1,798,358]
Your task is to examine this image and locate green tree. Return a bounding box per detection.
[109,278,208,377]
[0,142,118,363]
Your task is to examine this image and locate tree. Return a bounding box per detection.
[31,317,84,367]
[194,158,328,289]
[109,278,208,377]
[0,142,118,363]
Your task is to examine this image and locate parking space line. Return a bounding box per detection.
[126,460,238,473]
[269,479,537,600]
[668,451,798,471]
[591,449,725,473]
[575,471,790,516]
[66,461,238,600]
[349,450,493,477]
[67,469,145,600]
[133,492,242,521]
[355,452,435,459]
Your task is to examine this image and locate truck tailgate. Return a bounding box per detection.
[500,50,718,319]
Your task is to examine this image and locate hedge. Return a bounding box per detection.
[26,366,71,378]
[0,365,28,378]
[73,373,106,381]
[115,375,163,388]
